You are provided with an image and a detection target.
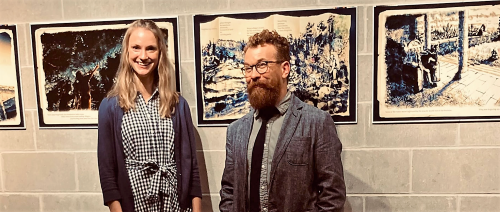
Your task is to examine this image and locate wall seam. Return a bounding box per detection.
[362,196,366,212]
[142,0,146,15]
[0,153,4,192]
[60,0,65,20]
[39,194,44,212]
[23,23,30,66]
[74,153,79,192]
[32,110,38,151]
[363,6,368,53]
[409,149,413,193]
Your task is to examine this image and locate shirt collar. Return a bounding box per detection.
[137,87,160,100]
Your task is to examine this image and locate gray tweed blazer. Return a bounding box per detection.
[220,94,346,212]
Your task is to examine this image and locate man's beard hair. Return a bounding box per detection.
[247,78,281,110]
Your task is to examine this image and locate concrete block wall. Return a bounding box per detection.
[1,0,499,211]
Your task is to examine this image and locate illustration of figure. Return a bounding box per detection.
[58,81,74,111]
[73,64,99,109]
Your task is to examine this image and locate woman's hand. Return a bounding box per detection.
[192,197,202,212]
[107,200,123,212]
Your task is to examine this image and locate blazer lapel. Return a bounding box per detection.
[269,95,303,187]
[235,109,254,209]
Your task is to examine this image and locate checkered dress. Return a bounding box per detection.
[121,90,191,212]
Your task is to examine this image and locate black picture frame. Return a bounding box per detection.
[374,1,500,123]
[31,18,180,128]
[0,25,25,129]
[194,8,357,126]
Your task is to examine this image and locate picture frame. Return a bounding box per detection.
[0,25,25,129]
[374,1,500,123]
[194,8,357,126]
[30,18,180,128]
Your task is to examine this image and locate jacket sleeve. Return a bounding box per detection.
[219,124,235,212]
[97,98,121,205]
[182,98,202,199]
[314,111,346,212]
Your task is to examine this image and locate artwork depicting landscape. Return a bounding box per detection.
[374,2,500,123]
[195,8,357,125]
[31,19,178,128]
[0,25,24,129]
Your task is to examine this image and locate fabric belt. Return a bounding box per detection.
[126,158,177,200]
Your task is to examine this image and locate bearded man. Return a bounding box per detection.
[219,29,346,212]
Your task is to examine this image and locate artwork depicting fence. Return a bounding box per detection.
[374,1,500,123]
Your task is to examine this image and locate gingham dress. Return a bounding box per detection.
[121,90,191,212]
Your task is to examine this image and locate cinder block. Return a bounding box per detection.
[343,196,363,212]
[461,196,500,212]
[179,15,194,61]
[41,194,107,212]
[197,151,225,194]
[144,0,228,15]
[343,150,410,193]
[76,152,100,192]
[0,0,62,23]
[63,0,143,20]
[357,6,375,54]
[0,194,40,212]
[3,153,76,191]
[195,126,227,151]
[357,55,373,103]
[15,24,29,67]
[202,194,221,212]
[229,0,315,11]
[180,61,197,105]
[366,122,457,147]
[366,7,373,54]
[365,196,457,212]
[460,122,500,145]
[21,67,37,110]
[36,128,97,150]
[336,103,368,148]
[0,111,35,150]
[412,149,500,193]
[24,23,34,67]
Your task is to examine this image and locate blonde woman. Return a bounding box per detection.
[98,19,201,212]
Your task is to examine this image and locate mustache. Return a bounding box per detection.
[248,80,272,90]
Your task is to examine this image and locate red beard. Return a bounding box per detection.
[247,78,281,110]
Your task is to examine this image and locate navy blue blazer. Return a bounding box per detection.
[97,96,202,211]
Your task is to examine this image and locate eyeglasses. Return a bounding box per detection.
[241,61,282,74]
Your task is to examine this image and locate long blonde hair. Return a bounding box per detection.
[107,19,179,118]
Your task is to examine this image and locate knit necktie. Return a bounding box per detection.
[250,107,280,212]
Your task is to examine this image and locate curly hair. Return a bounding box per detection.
[107,19,178,118]
[244,29,291,62]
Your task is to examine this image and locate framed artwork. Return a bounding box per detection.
[374,1,500,123]
[0,25,25,129]
[31,18,180,128]
[194,8,357,126]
